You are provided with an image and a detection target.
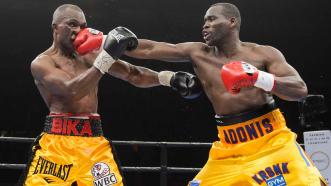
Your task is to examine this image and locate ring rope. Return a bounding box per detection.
[0,164,201,172]
[0,136,303,173]
[0,137,212,147]
[0,136,208,173]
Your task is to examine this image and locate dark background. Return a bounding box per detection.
[0,0,330,185]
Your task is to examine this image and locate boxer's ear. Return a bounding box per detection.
[52,24,57,31]
[229,17,237,27]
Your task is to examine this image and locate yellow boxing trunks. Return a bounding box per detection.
[21,113,124,186]
[189,103,328,186]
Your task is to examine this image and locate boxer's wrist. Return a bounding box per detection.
[158,71,175,86]
[93,50,116,74]
[254,70,275,91]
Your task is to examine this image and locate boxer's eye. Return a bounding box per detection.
[68,22,79,28]
[69,23,77,27]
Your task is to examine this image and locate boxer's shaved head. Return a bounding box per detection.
[210,3,241,30]
[52,4,85,25]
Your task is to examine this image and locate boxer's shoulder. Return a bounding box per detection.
[31,51,60,80]
[251,44,284,63]
[243,42,278,55]
[32,53,56,68]
[241,42,277,60]
[189,42,214,54]
[242,42,262,51]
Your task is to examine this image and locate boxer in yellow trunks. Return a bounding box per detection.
[24,113,122,186]
[190,103,325,186]
[20,4,201,186]
[125,2,328,186]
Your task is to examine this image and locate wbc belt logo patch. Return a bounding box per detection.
[91,162,117,186]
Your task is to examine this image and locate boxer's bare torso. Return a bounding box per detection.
[31,46,99,114]
[189,42,274,115]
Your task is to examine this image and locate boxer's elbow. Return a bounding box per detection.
[296,83,308,100]
[284,82,308,101]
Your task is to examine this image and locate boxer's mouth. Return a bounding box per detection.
[202,31,211,41]
[71,34,77,41]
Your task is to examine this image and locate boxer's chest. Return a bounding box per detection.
[55,57,89,78]
[191,49,266,94]
[194,49,265,79]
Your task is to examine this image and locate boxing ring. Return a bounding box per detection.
[0,136,210,186]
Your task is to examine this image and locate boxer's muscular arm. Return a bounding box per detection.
[107,60,160,88]
[125,39,196,62]
[31,55,103,100]
[107,60,202,99]
[262,46,308,101]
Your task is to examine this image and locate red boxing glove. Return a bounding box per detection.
[220,61,275,94]
[73,28,103,55]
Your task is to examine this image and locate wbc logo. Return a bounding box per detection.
[241,61,256,75]
[91,162,117,186]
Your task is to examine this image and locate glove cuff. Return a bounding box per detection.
[158,71,175,87]
[254,70,275,91]
[93,50,115,74]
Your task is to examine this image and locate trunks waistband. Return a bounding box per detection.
[43,113,103,137]
[215,102,287,147]
[215,102,277,126]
